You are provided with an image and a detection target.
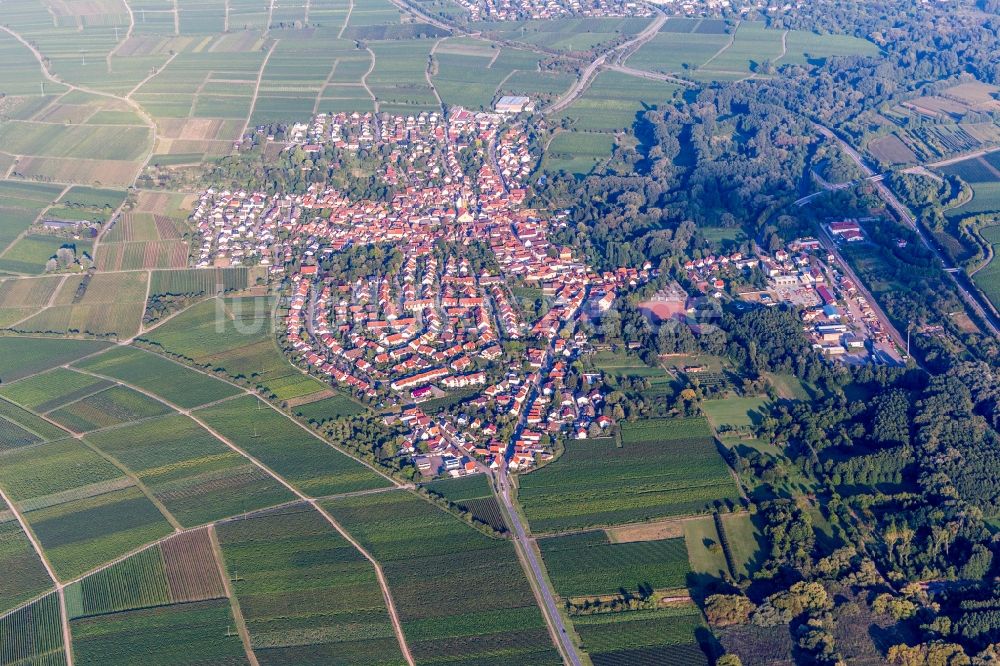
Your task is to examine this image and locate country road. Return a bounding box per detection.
[815,124,1000,337]
[544,10,668,114]
[495,469,582,666]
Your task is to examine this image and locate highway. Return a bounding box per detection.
[815,124,1000,337]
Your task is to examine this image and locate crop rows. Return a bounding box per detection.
[322,491,561,664]
[140,296,330,400]
[148,267,249,297]
[0,368,112,413]
[518,419,738,532]
[85,413,295,527]
[65,528,226,620]
[0,437,174,578]
[539,532,689,598]
[573,605,708,665]
[0,399,68,443]
[0,592,66,666]
[195,395,389,497]
[422,474,508,532]
[216,504,404,665]
[0,496,53,613]
[75,346,241,409]
[49,385,172,433]
[0,337,109,382]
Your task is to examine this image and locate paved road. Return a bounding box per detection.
[604,63,695,87]
[544,10,668,115]
[815,124,1000,337]
[494,470,582,666]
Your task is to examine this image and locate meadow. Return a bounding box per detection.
[701,396,770,431]
[195,394,390,496]
[139,296,331,402]
[322,490,561,664]
[74,345,242,409]
[517,417,738,532]
[217,504,404,664]
[0,235,94,276]
[627,19,877,80]
[556,71,679,132]
[973,225,1000,311]
[573,604,710,666]
[538,530,690,598]
[84,413,295,526]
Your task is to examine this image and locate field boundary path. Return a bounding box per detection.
[106,0,137,70]
[208,525,260,666]
[339,0,354,38]
[699,19,740,69]
[71,357,417,665]
[361,47,379,112]
[0,485,74,665]
[240,40,279,138]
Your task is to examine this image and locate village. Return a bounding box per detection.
[451,0,653,21]
[189,107,652,478]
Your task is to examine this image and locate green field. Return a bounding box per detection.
[0,592,67,666]
[0,494,53,613]
[573,605,710,666]
[0,397,70,448]
[556,71,679,132]
[139,297,331,401]
[323,490,561,664]
[84,413,295,526]
[517,417,738,532]
[0,337,109,382]
[421,474,508,532]
[292,392,367,422]
[48,385,172,433]
[538,531,689,598]
[0,434,177,579]
[217,504,404,664]
[701,396,770,431]
[74,346,242,409]
[683,515,729,579]
[973,226,1000,311]
[195,395,389,497]
[0,367,114,420]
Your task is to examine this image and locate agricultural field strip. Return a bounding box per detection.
[65,355,416,665]
[81,338,393,482]
[74,435,184,532]
[0,25,158,175]
[0,484,73,666]
[0,483,409,623]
